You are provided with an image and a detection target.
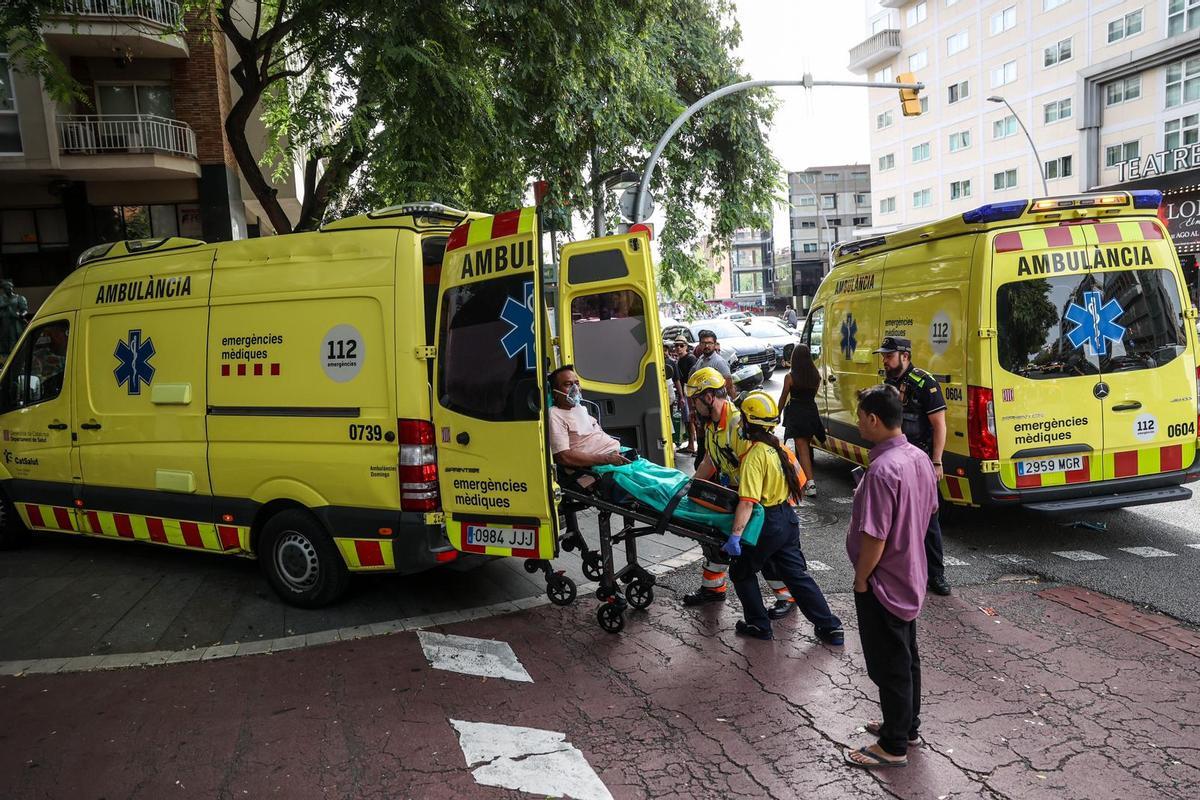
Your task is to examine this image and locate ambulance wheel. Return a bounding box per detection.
[547,575,577,606]
[0,491,30,550]
[627,580,654,610]
[597,604,625,634]
[259,510,349,608]
[581,551,604,581]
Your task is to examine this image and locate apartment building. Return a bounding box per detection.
[850,0,1200,255]
[0,2,301,307]
[729,227,774,307]
[788,166,873,304]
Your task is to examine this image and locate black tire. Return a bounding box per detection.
[627,580,654,610]
[547,575,577,606]
[0,490,30,550]
[258,509,349,608]
[581,551,603,581]
[597,603,625,634]
[523,558,541,574]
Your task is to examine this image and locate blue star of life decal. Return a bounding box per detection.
[113,329,156,395]
[840,313,858,360]
[499,280,536,370]
[1064,290,1125,357]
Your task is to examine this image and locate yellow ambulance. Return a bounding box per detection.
[804,190,1200,511]
[0,202,671,606]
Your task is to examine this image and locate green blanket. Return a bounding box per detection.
[592,459,764,546]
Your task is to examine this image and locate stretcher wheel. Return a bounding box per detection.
[547,575,577,606]
[581,552,603,581]
[523,559,541,574]
[597,603,625,634]
[627,580,654,610]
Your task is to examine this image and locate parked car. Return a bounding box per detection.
[661,317,777,381]
[740,315,798,368]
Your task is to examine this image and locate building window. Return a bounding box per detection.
[797,194,816,207]
[799,220,817,229]
[1043,98,1072,123]
[828,218,843,226]
[909,50,928,72]
[1,208,69,254]
[948,130,971,152]
[947,80,970,104]
[1044,155,1073,180]
[912,142,931,162]
[919,96,929,114]
[878,153,895,171]
[851,171,869,180]
[823,172,841,181]
[1043,37,1073,67]
[820,194,836,210]
[1166,57,1200,109]
[873,66,894,83]
[879,197,896,214]
[876,110,893,129]
[854,192,870,205]
[1044,0,1069,9]
[947,31,969,55]
[95,83,175,118]
[1164,114,1200,150]
[906,1,927,26]
[92,204,200,242]
[912,188,932,208]
[991,61,1017,88]
[1107,9,1143,43]
[1105,76,1142,106]
[0,54,20,154]
[1168,0,1200,37]
[1105,140,1140,167]
[801,243,819,253]
[946,0,960,5]
[852,216,869,226]
[990,6,1016,35]
[950,179,972,200]
[871,15,887,34]
[993,115,1018,139]
[993,168,1018,190]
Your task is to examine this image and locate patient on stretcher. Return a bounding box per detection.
[548,365,629,471]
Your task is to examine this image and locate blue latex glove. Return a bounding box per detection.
[721,534,742,557]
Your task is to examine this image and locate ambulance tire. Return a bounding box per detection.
[0,492,30,550]
[259,510,349,608]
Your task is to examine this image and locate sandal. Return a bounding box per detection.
[843,745,907,769]
[865,720,919,745]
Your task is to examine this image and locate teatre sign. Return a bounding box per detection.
[1118,145,1200,182]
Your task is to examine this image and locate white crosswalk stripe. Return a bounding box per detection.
[943,556,969,567]
[1187,544,1200,550]
[988,553,1036,565]
[1052,550,1108,562]
[806,560,832,571]
[418,631,532,683]
[1119,546,1178,558]
[451,719,613,800]
[830,497,854,505]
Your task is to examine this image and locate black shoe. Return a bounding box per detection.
[682,588,727,606]
[817,626,845,646]
[767,598,797,620]
[928,576,952,596]
[735,621,774,640]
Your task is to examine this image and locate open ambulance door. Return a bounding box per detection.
[431,208,558,560]
[558,232,674,467]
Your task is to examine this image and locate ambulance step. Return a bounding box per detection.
[1026,486,1192,513]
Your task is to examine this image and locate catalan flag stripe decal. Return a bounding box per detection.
[17,504,250,554]
[1001,442,1196,488]
[445,208,536,252]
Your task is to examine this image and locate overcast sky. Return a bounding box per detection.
[732,1,872,247]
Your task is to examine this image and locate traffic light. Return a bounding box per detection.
[898,72,922,117]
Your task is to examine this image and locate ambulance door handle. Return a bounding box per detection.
[828,375,838,383]
[1112,401,1142,412]
[80,422,102,430]
[456,431,470,446]
[47,422,68,430]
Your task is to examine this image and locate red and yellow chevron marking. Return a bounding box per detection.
[820,436,871,466]
[335,538,395,571]
[18,504,249,553]
[993,219,1162,253]
[1001,441,1195,489]
[445,207,536,252]
[940,475,973,505]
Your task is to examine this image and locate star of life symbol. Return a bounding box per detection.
[1064,291,1125,357]
[114,329,156,395]
[500,280,536,370]
[840,313,857,360]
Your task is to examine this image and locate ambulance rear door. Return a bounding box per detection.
[557,232,672,466]
[825,252,885,446]
[432,208,558,559]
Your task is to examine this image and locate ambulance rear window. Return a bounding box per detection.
[996,269,1187,379]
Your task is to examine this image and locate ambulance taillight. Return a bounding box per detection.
[398,419,439,511]
[968,386,998,460]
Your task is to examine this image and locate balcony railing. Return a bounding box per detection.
[58,0,181,28]
[57,114,197,158]
[848,29,902,73]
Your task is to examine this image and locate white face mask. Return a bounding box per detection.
[555,386,582,407]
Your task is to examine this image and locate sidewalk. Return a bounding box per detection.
[3,581,1198,799]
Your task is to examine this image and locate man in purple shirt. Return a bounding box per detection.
[843,385,938,769]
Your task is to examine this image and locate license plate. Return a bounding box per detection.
[464,523,537,550]
[1016,456,1084,476]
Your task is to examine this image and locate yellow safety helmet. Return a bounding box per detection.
[740,390,781,429]
[684,366,726,398]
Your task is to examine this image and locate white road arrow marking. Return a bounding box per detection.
[450,719,613,800]
[418,631,532,683]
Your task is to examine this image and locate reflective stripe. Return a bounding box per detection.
[22,505,251,554]
[701,560,727,589]
[767,580,793,600]
[336,538,396,571]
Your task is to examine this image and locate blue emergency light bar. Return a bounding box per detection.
[961,200,1028,224]
[1131,190,1163,209]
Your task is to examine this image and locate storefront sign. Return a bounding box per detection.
[1162,189,1200,254]
[1118,145,1200,182]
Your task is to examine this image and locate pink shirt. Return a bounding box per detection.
[845,434,939,621]
[549,404,620,458]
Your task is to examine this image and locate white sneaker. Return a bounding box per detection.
[806,481,817,496]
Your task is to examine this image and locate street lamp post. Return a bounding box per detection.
[987,95,1049,196]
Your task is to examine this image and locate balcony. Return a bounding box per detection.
[43,0,187,59]
[848,29,901,74]
[878,0,908,7]
[56,114,200,179]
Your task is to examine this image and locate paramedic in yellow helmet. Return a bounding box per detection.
[680,368,797,618]
[723,391,843,644]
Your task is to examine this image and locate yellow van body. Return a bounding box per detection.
[805,191,1200,511]
[0,203,671,605]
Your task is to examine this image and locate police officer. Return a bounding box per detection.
[874,336,951,596]
[722,391,844,644]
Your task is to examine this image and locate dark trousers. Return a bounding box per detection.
[730,505,841,632]
[925,509,945,582]
[855,588,921,757]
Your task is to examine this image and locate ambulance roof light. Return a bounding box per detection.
[368,202,467,221]
[1132,190,1163,209]
[77,237,205,267]
[961,200,1027,224]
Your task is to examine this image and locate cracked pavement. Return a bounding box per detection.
[2,579,1198,799]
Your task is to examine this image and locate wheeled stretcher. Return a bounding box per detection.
[523,458,763,633]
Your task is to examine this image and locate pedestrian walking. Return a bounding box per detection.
[783,307,798,328]
[672,338,697,453]
[721,390,843,644]
[875,336,951,597]
[778,343,825,497]
[843,384,938,769]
